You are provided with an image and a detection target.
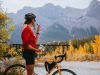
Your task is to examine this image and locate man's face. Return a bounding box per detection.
[32,19,36,26]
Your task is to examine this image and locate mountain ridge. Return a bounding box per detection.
[9,0,100,43]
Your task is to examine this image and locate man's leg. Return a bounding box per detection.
[26,64,34,75]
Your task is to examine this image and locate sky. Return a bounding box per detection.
[0,0,97,13]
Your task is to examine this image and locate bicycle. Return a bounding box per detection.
[3,52,76,75]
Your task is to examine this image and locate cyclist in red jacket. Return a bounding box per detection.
[21,13,42,75]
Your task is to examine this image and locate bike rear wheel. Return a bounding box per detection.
[3,64,26,75]
[52,69,76,75]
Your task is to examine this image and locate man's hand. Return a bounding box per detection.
[35,49,43,52]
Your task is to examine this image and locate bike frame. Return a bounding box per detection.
[46,64,61,75]
[45,57,63,75]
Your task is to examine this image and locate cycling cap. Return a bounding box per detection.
[25,13,36,20]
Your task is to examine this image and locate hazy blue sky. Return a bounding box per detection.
[1,0,97,13]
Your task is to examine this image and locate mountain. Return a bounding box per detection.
[9,0,100,44]
[40,23,71,42]
[86,0,100,20]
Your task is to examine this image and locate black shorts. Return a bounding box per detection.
[22,49,37,65]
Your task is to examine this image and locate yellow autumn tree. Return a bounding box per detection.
[67,40,75,60]
[91,35,100,60]
[0,5,15,58]
[55,46,63,55]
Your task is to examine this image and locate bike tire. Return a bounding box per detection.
[3,64,26,75]
[52,69,76,75]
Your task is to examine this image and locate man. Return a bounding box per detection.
[21,13,42,75]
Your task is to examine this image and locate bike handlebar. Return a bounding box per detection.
[55,53,66,63]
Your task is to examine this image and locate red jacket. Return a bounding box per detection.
[21,25,36,49]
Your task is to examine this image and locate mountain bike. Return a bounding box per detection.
[3,44,76,75]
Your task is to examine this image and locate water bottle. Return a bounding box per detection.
[39,44,44,51]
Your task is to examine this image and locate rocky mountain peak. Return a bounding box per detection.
[86,0,100,19]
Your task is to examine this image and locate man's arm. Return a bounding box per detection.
[35,24,40,43]
[28,44,41,52]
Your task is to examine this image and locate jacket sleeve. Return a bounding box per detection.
[22,29,30,47]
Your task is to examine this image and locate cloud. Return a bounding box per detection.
[2,0,92,13]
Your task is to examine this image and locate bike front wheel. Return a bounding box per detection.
[52,69,76,75]
[3,64,26,75]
